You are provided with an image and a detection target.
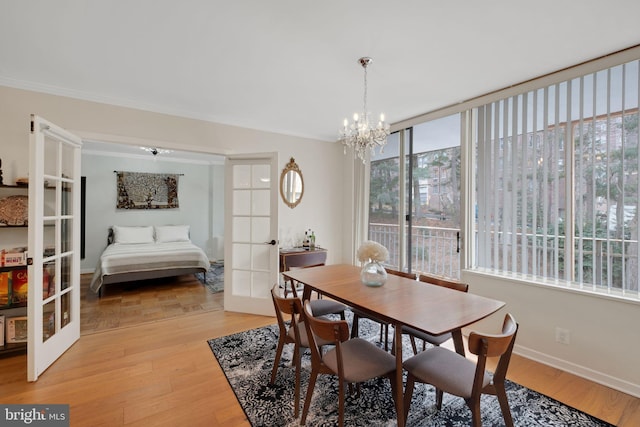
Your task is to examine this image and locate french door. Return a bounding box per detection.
[223,153,279,316]
[27,115,82,381]
[369,114,462,279]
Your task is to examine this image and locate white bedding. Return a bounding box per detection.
[90,241,210,293]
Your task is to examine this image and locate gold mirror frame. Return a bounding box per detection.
[280,157,304,209]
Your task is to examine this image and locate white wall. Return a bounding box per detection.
[80,152,222,272]
[462,270,640,397]
[0,84,349,269]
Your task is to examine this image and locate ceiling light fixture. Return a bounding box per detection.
[140,146,173,156]
[339,57,390,163]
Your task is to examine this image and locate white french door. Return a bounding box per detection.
[223,153,279,316]
[27,115,82,381]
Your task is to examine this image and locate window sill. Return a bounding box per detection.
[464,267,640,306]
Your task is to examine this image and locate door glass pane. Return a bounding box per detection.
[251,217,270,243]
[251,164,270,188]
[61,291,71,329]
[43,219,55,256]
[43,137,58,177]
[233,165,251,188]
[252,244,270,270]
[61,182,72,216]
[233,217,251,242]
[43,183,56,217]
[60,255,72,291]
[43,300,55,342]
[61,218,72,253]
[61,143,74,179]
[43,263,54,299]
[251,189,270,216]
[233,190,250,215]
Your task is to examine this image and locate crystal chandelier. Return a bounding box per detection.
[339,57,390,163]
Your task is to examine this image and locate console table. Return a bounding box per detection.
[279,248,327,272]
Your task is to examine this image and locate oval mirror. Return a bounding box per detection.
[280,157,304,209]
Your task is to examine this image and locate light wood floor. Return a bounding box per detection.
[80,272,222,335]
[0,277,638,426]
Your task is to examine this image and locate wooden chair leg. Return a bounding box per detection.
[495,382,514,427]
[403,374,416,421]
[300,369,318,425]
[338,379,345,427]
[350,314,360,339]
[383,324,389,351]
[409,336,419,355]
[270,337,285,384]
[466,397,482,427]
[435,388,444,409]
[293,346,301,418]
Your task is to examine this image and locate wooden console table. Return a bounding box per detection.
[279,248,327,272]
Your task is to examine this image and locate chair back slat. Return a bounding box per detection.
[303,300,349,344]
[418,273,469,293]
[387,268,417,280]
[467,313,517,357]
[271,285,304,339]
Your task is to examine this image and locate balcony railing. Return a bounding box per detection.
[369,223,638,292]
[369,223,461,280]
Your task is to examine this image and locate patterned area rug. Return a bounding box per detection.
[208,314,613,427]
[195,261,224,293]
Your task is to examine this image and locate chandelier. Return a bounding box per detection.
[339,57,390,163]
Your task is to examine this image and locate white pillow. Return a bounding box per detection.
[155,225,190,243]
[112,225,155,244]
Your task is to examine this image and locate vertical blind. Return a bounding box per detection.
[476,60,640,296]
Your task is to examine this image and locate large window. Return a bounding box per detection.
[475,60,639,296]
[370,48,640,299]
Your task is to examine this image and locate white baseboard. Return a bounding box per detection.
[515,343,640,398]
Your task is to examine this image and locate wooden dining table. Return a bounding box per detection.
[282,263,505,427]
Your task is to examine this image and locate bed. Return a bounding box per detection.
[90,225,210,295]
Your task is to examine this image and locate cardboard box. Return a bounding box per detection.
[11,268,28,305]
[6,316,27,343]
[0,315,4,346]
[2,247,27,267]
[0,272,10,308]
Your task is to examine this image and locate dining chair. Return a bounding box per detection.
[396,273,469,355]
[350,268,416,350]
[300,300,399,427]
[402,313,519,427]
[270,284,331,418]
[282,258,347,319]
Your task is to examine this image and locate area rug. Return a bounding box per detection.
[208,315,613,427]
[195,261,224,293]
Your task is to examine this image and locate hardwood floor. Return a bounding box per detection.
[0,277,638,426]
[80,273,223,335]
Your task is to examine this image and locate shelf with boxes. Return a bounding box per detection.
[0,183,29,356]
[0,255,29,356]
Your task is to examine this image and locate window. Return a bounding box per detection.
[475,60,639,296]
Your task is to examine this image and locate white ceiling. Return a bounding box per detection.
[1,1,639,144]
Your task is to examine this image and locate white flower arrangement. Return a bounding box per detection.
[357,240,389,263]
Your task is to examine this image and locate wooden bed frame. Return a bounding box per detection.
[96,228,208,297]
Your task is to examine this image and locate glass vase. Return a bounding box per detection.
[360,260,387,287]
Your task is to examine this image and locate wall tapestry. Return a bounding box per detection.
[116,171,180,209]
